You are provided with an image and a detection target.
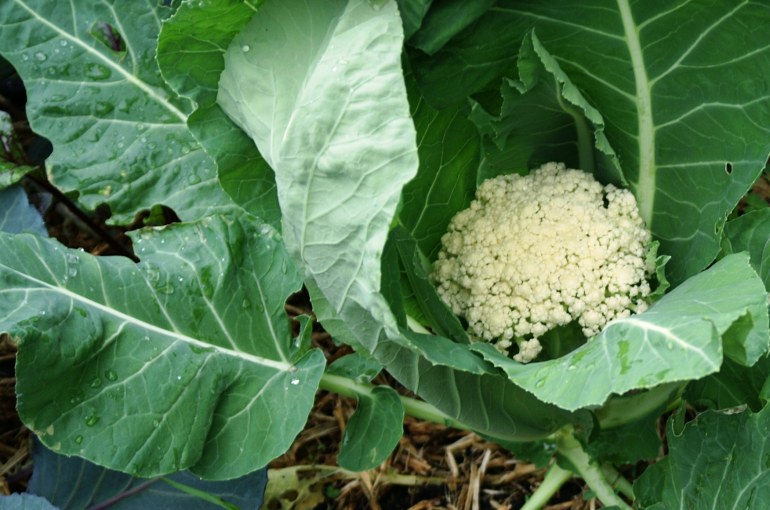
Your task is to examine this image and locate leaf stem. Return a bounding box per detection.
[555,427,633,510]
[601,463,635,501]
[520,462,573,510]
[318,372,470,431]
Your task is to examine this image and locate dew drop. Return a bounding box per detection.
[90,377,102,389]
[104,369,118,381]
[143,263,161,284]
[59,39,68,47]
[34,52,47,61]
[85,414,100,427]
[241,299,251,309]
[241,44,250,52]
[177,375,182,381]
[535,378,546,388]
[187,173,201,185]
[567,364,577,371]
[85,63,111,80]
[152,419,160,428]
[290,378,300,385]
[74,435,84,444]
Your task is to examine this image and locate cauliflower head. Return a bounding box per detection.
[433,162,653,363]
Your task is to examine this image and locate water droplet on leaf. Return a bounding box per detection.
[104,369,118,381]
[74,435,83,444]
[90,377,102,389]
[34,52,46,61]
[241,44,250,52]
[290,378,300,385]
[85,414,100,427]
[85,63,111,80]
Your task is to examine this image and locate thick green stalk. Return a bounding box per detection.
[318,372,470,431]
[556,428,633,510]
[520,462,573,510]
[601,463,635,501]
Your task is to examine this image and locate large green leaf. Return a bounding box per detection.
[399,76,478,260]
[218,0,417,353]
[0,0,233,222]
[410,1,770,283]
[472,254,769,411]
[685,355,770,412]
[635,406,770,510]
[218,0,590,439]
[28,440,267,510]
[156,1,281,227]
[0,216,324,479]
[468,32,622,186]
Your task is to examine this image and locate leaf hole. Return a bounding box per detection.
[89,22,125,52]
[725,162,733,175]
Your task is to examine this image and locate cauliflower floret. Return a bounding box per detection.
[433,162,653,362]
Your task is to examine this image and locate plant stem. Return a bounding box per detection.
[601,463,635,501]
[520,462,573,510]
[318,372,470,431]
[556,428,633,510]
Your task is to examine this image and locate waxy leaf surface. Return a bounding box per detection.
[472,254,769,411]
[635,406,770,509]
[0,0,233,222]
[0,216,324,479]
[411,1,770,283]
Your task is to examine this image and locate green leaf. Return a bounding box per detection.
[0,185,46,235]
[156,1,281,227]
[685,355,770,412]
[218,0,417,354]
[635,406,770,510]
[0,216,324,479]
[724,209,770,289]
[410,2,770,283]
[585,413,661,465]
[337,385,404,471]
[1,495,58,510]
[389,226,468,344]
[471,253,769,411]
[399,74,479,260]
[327,352,382,383]
[0,0,233,222]
[468,31,621,186]
[408,0,495,56]
[0,110,34,186]
[28,440,267,510]
[395,0,432,39]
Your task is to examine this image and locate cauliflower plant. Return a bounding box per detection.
[433,162,653,363]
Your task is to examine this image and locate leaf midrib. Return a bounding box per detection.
[616,0,655,226]
[1,263,293,372]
